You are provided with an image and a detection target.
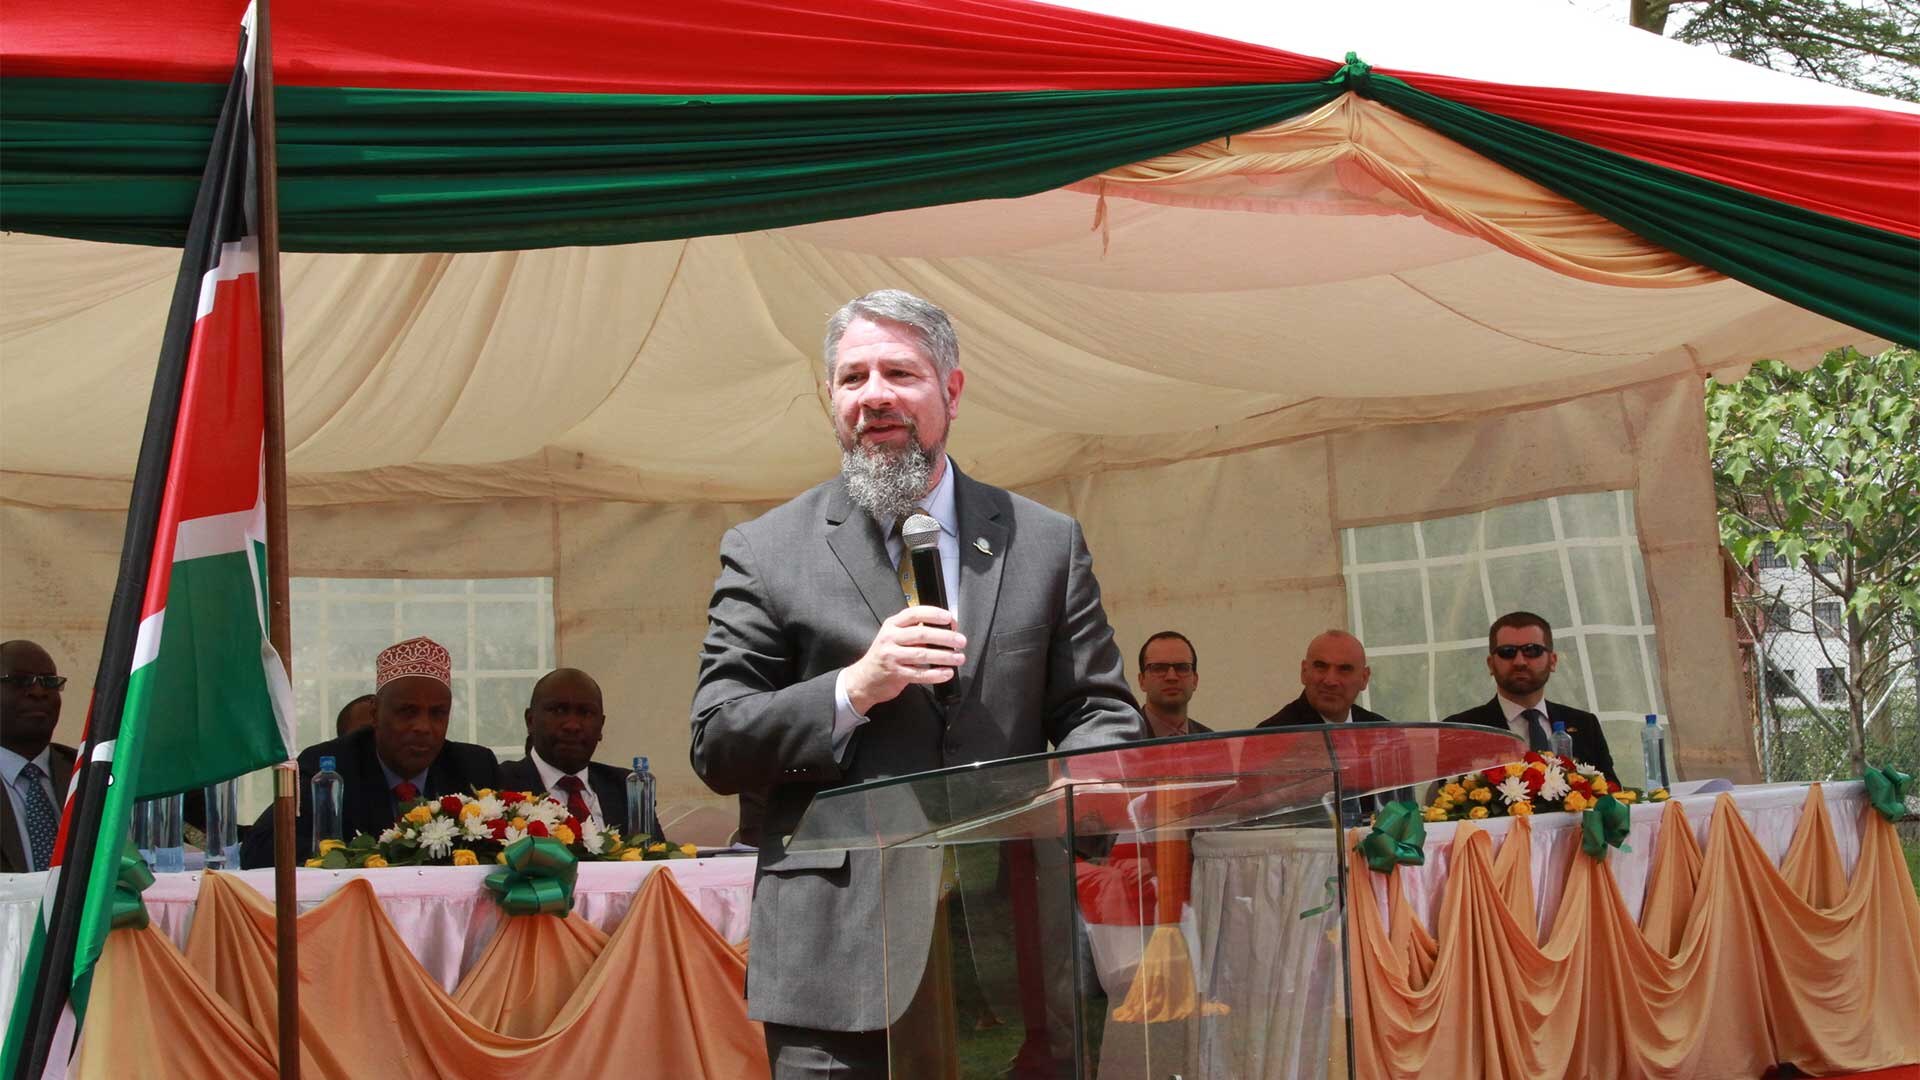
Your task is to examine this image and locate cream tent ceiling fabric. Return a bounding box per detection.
[0,193,1872,509]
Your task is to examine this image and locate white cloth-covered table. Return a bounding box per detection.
[1176,782,1868,1080]
[0,855,757,1024]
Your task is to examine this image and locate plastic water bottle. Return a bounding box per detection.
[311,755,344,854]
[202,778,241,870]
[626,756,656,840]
[149,792,185,873]
[1550,720,1575,763]
[1641,714,1669,791]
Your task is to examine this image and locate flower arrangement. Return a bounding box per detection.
[304,788,699,869]
[1423,751,1670,823]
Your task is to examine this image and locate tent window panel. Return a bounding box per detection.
[1367,653,1430,725]
[473,675,539,751]
[1342,491,1660,724]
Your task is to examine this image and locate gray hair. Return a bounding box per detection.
[822,289,960,383]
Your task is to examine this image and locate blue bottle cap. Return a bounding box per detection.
[633,755,646,772]
[1645,713,1659,724]
[319,755,336,771]
[1552,720,1566,731]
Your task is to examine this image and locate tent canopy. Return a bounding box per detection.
[2,0,1914,804]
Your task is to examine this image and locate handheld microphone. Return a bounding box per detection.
[901,513,958,707]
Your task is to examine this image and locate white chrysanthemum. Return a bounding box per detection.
[460,817,489,841]
[1537,765,1571,802]
[580,818,608,855]
[417,818,459,858]
[377,826,403,844]
[1495,777,1533,807]
[503,825,528,846]
[523,798,567,827]
[1572,761,1597,779]
[472,795,506,821]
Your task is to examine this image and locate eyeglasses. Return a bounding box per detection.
[1142,662,1196,677]
[0,674,67,691]
[1492,644,1550,660]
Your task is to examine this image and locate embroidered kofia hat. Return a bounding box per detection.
[375,636,452,689]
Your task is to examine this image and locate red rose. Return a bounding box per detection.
[1567,773,1592,793]
[527,820,549,838]
[487,819,508,840]
[440,795,463,816]
[565,817,583,835]
[501,791,525,804]
[1523,751,1546,766]
[1481,767,1508,785]
[1522,770,1545,796]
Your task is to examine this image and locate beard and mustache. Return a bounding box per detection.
[840,411,939,521]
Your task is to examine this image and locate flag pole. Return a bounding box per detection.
[251,0,299,1076]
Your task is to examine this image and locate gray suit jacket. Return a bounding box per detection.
[690,467,1143,1031]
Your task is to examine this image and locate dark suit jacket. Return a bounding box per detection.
[1254,693,1392,729]
[1442,697,1619,786]
[690,467,1144,1031]
[496,756,665,843]
[2,743,76,874]
[239,726,500,868]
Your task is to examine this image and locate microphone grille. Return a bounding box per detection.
[901,513,942,550]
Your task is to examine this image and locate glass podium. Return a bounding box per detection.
[787,723,1522,1079]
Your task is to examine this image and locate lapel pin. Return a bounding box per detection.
[974,537,993,556]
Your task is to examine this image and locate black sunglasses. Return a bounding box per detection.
[0,674,67,691]
[1492,644,1550,660]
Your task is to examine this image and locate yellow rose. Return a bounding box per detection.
[552,824,576,845]
[364,854,389,868]
[509,817,528,831]
[1441,783,1467,802]
[680,843,699,856]
[1504,763,1526,778]
[1433,796,1453,811]
[646,842,667,853]
[1468,806,1489,820]
[1563,792,1588,812]
[304,857,323,868]
[1462,775,1484,790]
[1469,787,1494,804]
[496,852,508,864]
[619,848,643,861]
[1590,778,1611,795]
[1525,761,1546,775]
[1651,788,1670,802]
[474,788,495,799]
[1423,807,1448,822]
[404,805,433,825]
[452,848,478,866]
[1615,790,1638,804]
[1509,801,1535,817]
[459,802,486,821]
[317,838,345,854]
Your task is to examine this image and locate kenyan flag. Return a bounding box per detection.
[3,5,294,1074]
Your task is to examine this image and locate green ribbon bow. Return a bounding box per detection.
[1353,800,1427,874]
[1329,51,1374,93]
[1864,763,1914,821]
[110,850,156,931]
[1580,794,1633,860]
[483,836,578,916]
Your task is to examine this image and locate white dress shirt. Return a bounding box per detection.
[1496,694,1554,746]
[1,745,59,865]
[528,745,607,822]
[831,456,962,756]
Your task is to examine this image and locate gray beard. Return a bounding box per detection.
[842,440,936,522]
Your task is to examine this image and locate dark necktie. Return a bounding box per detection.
[19,761,59,872]
[1521,708,1549,751]
[555,775,592,822]
[392,780,419,804]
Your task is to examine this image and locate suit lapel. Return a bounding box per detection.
[0,793,23,873]
[952,469,1009,711]
[823,479,909,629]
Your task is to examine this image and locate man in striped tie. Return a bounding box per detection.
[0,640,76,874]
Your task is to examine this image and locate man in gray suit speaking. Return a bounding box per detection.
[691,289,1143,1076]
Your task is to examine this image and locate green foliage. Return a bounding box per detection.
[1643,0,1920,102]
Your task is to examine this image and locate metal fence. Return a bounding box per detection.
[1746,625,1920,784]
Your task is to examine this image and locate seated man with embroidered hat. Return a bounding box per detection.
[240,636,501,868]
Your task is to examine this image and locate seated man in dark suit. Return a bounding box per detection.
[1,640,79,874]
[1255,629,1392,728]
[1442,611,1618,784]
[1137,630,1212,737]
[240,636,500,868]
[497,668,666,842]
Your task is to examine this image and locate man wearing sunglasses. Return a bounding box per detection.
[1443,612,1618,784]
[1,640,76,874]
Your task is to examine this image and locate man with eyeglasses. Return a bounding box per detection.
[1443,611,1618,784]
[1,640,76,873]
[1137,631,1210,738]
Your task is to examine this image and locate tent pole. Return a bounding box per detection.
[252,0,299,1077]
